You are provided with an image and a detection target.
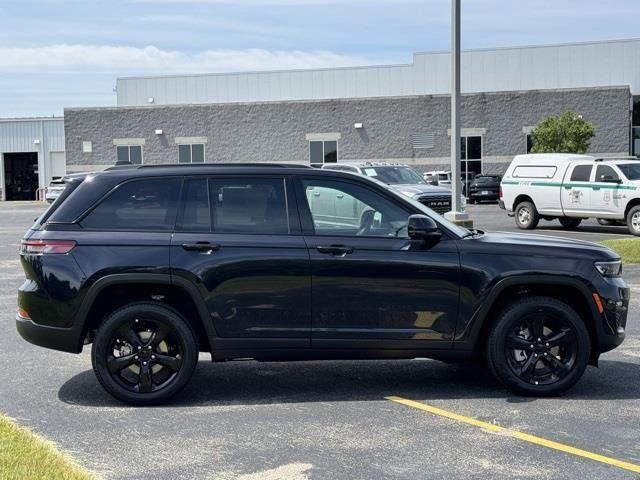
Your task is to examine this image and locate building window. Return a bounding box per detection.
[179,144,205,163]
[526,133,534,153]
[116,145,143,165]
[633,127,640,158]
[309,140,338,165]
[460,136,482,187]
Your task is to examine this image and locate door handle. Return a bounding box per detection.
[316,245,354,256]
[563,186,572,190]
[593,187,600,191]
[181,242,220,253]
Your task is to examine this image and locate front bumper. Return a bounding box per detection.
[593,277,629,353]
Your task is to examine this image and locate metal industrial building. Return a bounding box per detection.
[3,38,640,200]
[0,117,65,201]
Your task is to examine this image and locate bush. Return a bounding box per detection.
[531,111,595,154]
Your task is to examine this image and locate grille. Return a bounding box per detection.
[418,194,451,214]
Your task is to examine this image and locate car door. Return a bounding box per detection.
[295,176,460,350]
[562,163,592,215]
[590,164,624,216]
[171,175,311,349]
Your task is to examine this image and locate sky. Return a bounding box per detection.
[0,0,638,117]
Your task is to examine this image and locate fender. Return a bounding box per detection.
[453,273,600,351]
[73,273,218,354]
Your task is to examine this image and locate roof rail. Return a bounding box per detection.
[106,162,312,170]
[138,162,311,169]
[593,156,639,162]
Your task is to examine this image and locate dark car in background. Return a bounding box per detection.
[17,163,628,404]
[467,174,502,204]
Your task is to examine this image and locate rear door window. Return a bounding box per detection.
[569,165,592,182]
[208,177,289,234]
[81,177,181,231]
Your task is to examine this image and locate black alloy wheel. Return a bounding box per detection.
[92,303,198,405]
[487,296,590,396]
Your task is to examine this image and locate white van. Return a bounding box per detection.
[499,154,640,235]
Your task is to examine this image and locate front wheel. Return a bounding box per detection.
[627,205,640,236]
[559,217,582,229]
[92,302,198,405]
[514,201,539,230]
[487,296,590,396]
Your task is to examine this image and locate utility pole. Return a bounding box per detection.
[445,0,471,226]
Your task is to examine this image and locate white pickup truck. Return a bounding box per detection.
[499,154,640,235]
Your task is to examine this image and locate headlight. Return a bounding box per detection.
[595,260,622,277]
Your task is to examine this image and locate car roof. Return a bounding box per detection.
[95,163,316,179]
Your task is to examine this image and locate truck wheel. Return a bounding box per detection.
[627,206,640,236]
[487,296,590,396]
[92,302,198,405]
[559,217,582,229]
[514,201,539,230]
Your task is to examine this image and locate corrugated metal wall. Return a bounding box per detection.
[0,117,66,192]
[117,39,640,107]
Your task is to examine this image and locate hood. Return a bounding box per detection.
[468,231,618,260]
[390,184,452,197]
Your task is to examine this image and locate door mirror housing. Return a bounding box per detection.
[407,214,440,240]
[600,174,621,184]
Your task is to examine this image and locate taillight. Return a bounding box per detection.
[20,239,76,255]
[499,187,503,198]
[17,307,31,320]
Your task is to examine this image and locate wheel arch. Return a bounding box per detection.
[624,197,640,219]
[74,274,216,354]
[512,194,534,212]
[467,275,600,365]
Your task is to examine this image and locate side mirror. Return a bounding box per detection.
[600,174,621,184]
[408,214,440,240]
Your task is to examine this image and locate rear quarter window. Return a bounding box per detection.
[512,165,557,179]
[80,177,181,231]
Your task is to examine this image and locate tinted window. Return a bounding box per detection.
[618,163,640,180]
[595,165,619,182]
[180,177,210,232]
[209,178,289,234]
[302,179,409,237]
[570,165,592,182]
[82,178,181,231]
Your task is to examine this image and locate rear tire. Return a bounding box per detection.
[514,201,539,230]
[626,205,640,236]
[559,217,582,229]
[92,302,198,405]
[487,296,590,396]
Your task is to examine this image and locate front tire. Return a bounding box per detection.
[92,302,198,405]
[514,201,539,230]
[559,217,582,229]
[627,205,640,236]
[487,296,590,396]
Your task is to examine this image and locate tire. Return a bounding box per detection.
[92,302,198,405]
[559,217,582,229]
[514,201,539,230]
[487,296,590,396]
[627,205,640,236]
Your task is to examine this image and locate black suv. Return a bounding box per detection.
[17,164,628,404]
[467,174,501,204]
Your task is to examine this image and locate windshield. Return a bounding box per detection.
[363,166,426,185]
[617,163,640,180]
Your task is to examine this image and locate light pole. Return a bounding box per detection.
[444,0,470,225]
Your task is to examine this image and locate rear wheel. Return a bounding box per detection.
[514,201,539,230]
[92,302,198,405]
[559,217,582,229]
[626,205,640,236]
[487,296,590,396]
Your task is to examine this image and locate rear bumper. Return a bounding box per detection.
[15,315,82,353]
[469,191,499,200]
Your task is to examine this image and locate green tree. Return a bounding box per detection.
[530,111,595,154]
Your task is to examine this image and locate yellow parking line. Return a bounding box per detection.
[386,396,640,474]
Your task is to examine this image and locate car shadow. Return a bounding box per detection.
[539,224,630,235]
[58,358,640,408]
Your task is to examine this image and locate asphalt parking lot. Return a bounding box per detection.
[1,201,639,479]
